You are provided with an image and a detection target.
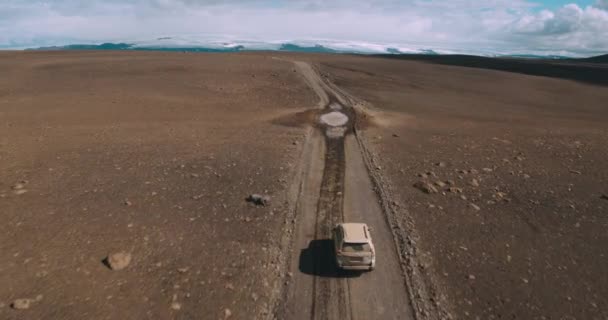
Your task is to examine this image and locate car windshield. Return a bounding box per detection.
[342,242,371,252]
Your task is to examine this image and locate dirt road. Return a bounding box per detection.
[278,61,414,320]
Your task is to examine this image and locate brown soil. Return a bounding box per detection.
[313,54,608,319]
[0,51,316,319]
[2,50,607,320]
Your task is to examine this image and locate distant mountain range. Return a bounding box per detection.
[27,41,607,61]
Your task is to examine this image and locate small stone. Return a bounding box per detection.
[13,189,28,195]
[469,203,481,211]
[482,168,493,173]
[123,199,132,206]
[468,274,476,280]
[446,180,456,186]
[447,187,463,193]
[224,308,232,319]
[523,174,531,179]
[225,283,234,290]
[105,252,132,270]
[569,169,581,175]
[413,181,438,194]
[11,181,27,190]
[435,181,446,188]
[177,267,189,273]
[247,194,270,206]
[435,162,447,168]
[392,133,399,138]
[10,299,33,310]
[170,302,182,310]
[251,292,259,301]
[495,192,508,199]
[469,179,479,187]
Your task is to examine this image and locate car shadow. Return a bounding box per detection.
[298,239,362,278]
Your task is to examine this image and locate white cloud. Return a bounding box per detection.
[0,0,607,56]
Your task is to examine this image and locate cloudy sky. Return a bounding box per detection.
[1,0,607,56]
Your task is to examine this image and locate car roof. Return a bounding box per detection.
[340,223,370,243]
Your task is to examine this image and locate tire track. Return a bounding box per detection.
[278,60,413,320]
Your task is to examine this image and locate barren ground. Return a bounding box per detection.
[314,54,608,319]
[0,51,317,319]
[1,51,607,320]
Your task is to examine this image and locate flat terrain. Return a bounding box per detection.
[1,51,608,320]
[0,51,317,319]
[314,54,608,319]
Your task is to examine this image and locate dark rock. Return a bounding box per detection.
[413,181,438,194]
[247,194,271,206]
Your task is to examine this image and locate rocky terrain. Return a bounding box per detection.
[0,51,316,319]
[1,51,607,319]
[315,54,608,319]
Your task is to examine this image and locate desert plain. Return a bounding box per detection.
[1,50,607,319]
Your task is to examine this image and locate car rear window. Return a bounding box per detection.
[342,242,371,252]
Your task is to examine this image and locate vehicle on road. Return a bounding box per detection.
[332,223,376,271]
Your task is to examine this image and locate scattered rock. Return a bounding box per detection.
[469,179,479,187]
[10,298,33,310]
[435,162,447,168]
[522,174,531,179]
[251,292,259,301]
[482,168,493,173]
[434,181,446,188]
[447,187,463,193]
[468,274,476,280]
[224,308,232,319]
[469,203,481,211]
[105,252,132,270]
[170,302,182,311]
[246,194,270,206]
[413,181,438,194]
[446,180,456,186]
[495,192,508,199]
[13,189,28,195]
[569,169,582,175]
[11,181,27,190]
[123,199,132,206]
[177,267,189,273]
[225,283,234,290]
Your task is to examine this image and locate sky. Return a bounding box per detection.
[1,0,607,56]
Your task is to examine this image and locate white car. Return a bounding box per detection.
[332,223,376,271]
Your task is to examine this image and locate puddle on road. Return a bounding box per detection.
[320,111,349,127]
